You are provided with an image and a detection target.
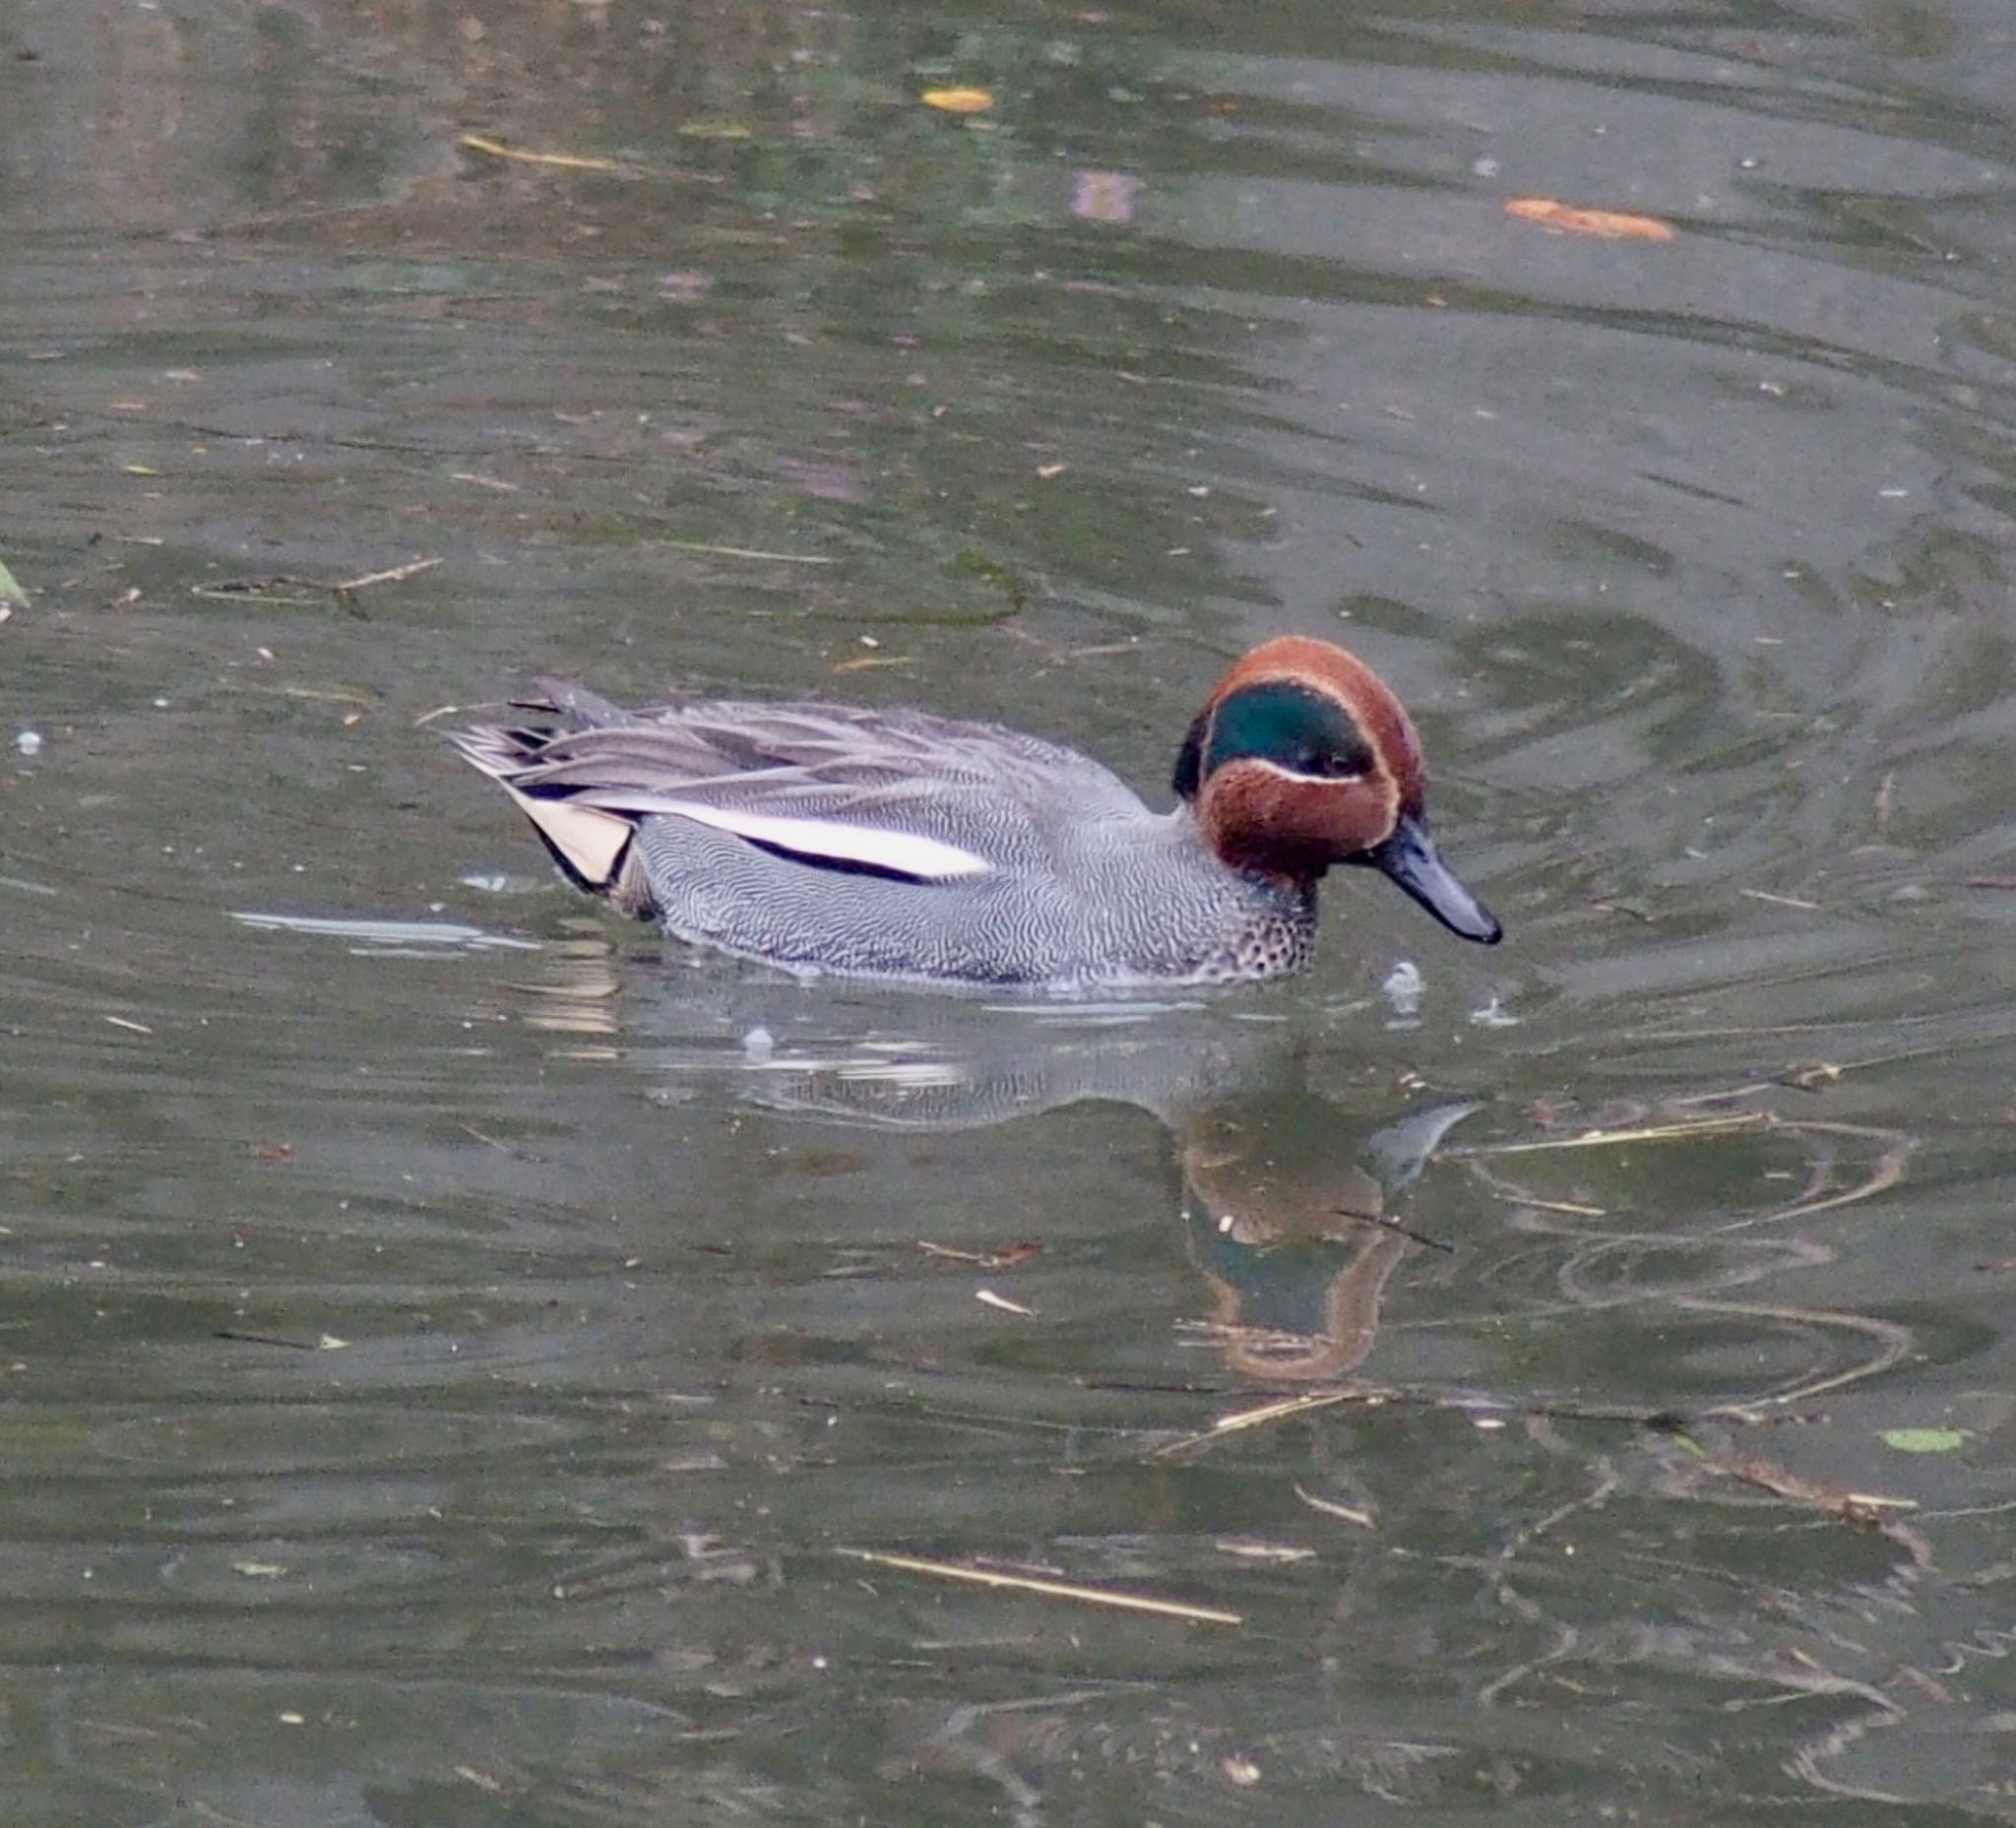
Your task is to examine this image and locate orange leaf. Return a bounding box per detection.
[1504,198,1675,242]
[920,87,994,114]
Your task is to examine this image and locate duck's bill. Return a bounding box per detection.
[1367,813,1502,945]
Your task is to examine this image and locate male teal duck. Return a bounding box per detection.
[452,636,1501,988]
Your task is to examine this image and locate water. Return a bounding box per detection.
[3,1,2013,1821]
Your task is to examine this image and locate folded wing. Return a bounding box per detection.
[452,685,1148,913]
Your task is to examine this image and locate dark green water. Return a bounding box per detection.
[2,1,2013,1821]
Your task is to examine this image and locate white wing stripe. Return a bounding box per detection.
[598,793,993,881]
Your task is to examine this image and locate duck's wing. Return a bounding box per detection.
[452,687,1149,907]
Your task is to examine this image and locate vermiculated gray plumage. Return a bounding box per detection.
[454,689,1316,988]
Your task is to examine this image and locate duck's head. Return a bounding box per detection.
[1173,636,1502,944]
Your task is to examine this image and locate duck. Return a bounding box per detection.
[451,635,1501,989]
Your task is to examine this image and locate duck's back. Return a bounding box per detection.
[623,697,1147,878]
[612,703,1308,986]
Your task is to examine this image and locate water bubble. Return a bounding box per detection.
[1381,960,1423,1020]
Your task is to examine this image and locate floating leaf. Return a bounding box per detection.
[0,556,25,605]
[1505,198,1676,242]
[920,87,994,114]
[1879,1426,1970,1453]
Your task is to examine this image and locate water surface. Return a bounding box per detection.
[3,0,2014,1821]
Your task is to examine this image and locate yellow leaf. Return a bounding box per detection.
[1504,198,1675,242]
[920,88,994,115]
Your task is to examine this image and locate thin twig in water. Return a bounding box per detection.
[1153,1389,1378,1457]
[190,576,325,604]
[459,132,634,174]
[1292,1484,1375,1530]
[1330,1208,1453,1252]
[1468,1113,1769,1155]
[1153,1381,1775,1461]
[837,1547,1241,1626]
[459,1122,544,1164]
[332,556,441,592]
[1484,1190,1607,1217]
[660,538,835,564]
[917,1239,1041,1270]
[1711,1452,1916,1519]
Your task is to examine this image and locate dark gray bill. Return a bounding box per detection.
[1365,812,1502,944]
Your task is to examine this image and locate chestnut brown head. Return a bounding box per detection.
[1173,637,1500,944]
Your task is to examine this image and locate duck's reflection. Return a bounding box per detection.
[1181,1095,1476,1381]
[598,965,1481,1385]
